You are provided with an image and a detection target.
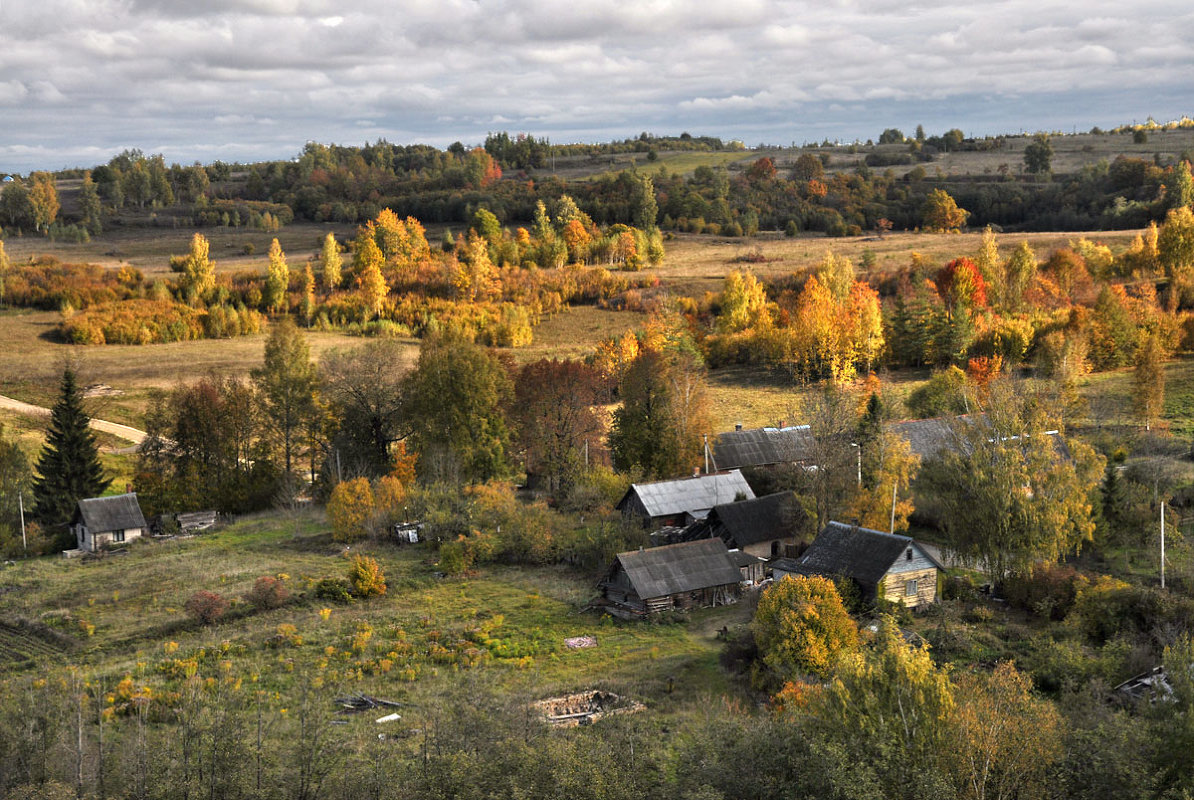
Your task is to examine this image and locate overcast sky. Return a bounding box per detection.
[2,0,1192,173]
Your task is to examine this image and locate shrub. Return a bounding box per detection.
[1000,563,1080,620]
[347,555,387,598]
[184,590,229,625]
[327,478,375,542]
[244,576,290,611]
[314,577,353,604]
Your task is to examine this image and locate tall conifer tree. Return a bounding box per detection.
[32,367,110,539]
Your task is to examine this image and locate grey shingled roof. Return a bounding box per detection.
[792,522,944,586]
[706,491,806,548]
[614,539,742,599]
[76,493,147,533]
[885,414,1069,462]
[712,426,816,470]
[883,416,973,460]
[621,470,755,519]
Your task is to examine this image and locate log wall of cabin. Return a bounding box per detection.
[881,567,938,607]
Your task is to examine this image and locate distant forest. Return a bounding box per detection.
[6,124,1194,239]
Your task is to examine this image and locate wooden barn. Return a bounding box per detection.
[72,493,148,553]
[616,470,755,528]
[774,521,944,608]
[690,491,810,559]
[598,538,743,618]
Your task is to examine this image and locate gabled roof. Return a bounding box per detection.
[883,415,978,460]
[612,539,741,599]
[618,470,755,519]
[75,493,147,533]
[792,522,944,586]
[712,426,816,470]
[705,491,805,547]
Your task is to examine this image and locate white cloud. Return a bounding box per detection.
[0,0,1192,170]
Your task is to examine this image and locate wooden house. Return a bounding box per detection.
[689,491,810,559]
[72,493,148,553]
[775,521,944,608]
[727,549,767,584]
[598,538,743,618]
[616,470,755,528]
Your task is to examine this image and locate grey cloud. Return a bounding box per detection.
[1,0,1192,172]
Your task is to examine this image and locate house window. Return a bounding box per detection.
[113,530,125,543]
[905,579,917,597]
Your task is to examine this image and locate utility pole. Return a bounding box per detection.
[19,491,26,553]
[1161,502,1167,588]
[850,443,861,489]
[583,440,588,468]
[703,434,710,475]
[890,483,897,534]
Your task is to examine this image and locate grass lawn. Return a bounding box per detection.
[0,509,748,720]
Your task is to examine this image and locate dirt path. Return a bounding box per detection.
[0,394,146,446]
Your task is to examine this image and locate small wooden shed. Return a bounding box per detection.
[598,538,743,618]
[778,521,944,609]
[693,491,810,559]
[72,493,148,553]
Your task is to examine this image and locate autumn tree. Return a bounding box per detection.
[264,238,289,313]
[810,617,956,798]
[1001,240,1037,312]
[609,348,712,479]
[319,232,342,290]
[849,432,919,532]
[513,359,603,494]
[951,661,1065,800]
[917,384,1104,577]
[32,367,110,542]
[973,226,1001,305]
[716,270,771,333]
[28,172,59,233]
[1132,331,1166,431]
[320,339,408,480]
[252,318,319,476]
[1022,133,1054,175]
[327,478,374,541]
[300,264,316,326]
[137,376,277,514]
[401,333,513,483]
[922,189,968,232]
[936,257,988,316]
[0,423,32,556]
[1158,205,1194,308]
[176,232,215,302]
[752,575,858,681]
[78,171,103,235]
[355,237,388,319]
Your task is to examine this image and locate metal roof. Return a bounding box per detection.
[613,539,742,599]
[76,493,147,533]
[621,470,755,519]
[711,426,816,470]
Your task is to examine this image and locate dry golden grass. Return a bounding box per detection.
[2,222,359,276]
[0,308,417,424]
[653,228,1141,297]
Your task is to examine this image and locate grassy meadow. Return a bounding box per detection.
[0,509,745,724]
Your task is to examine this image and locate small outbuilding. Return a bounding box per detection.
[616,470,755,528]
[598,538,743,618]
[777,521,944,608]
[72,493,148,553]
[692,491,810,559]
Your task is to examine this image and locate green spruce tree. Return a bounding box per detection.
[32,367,110,544]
